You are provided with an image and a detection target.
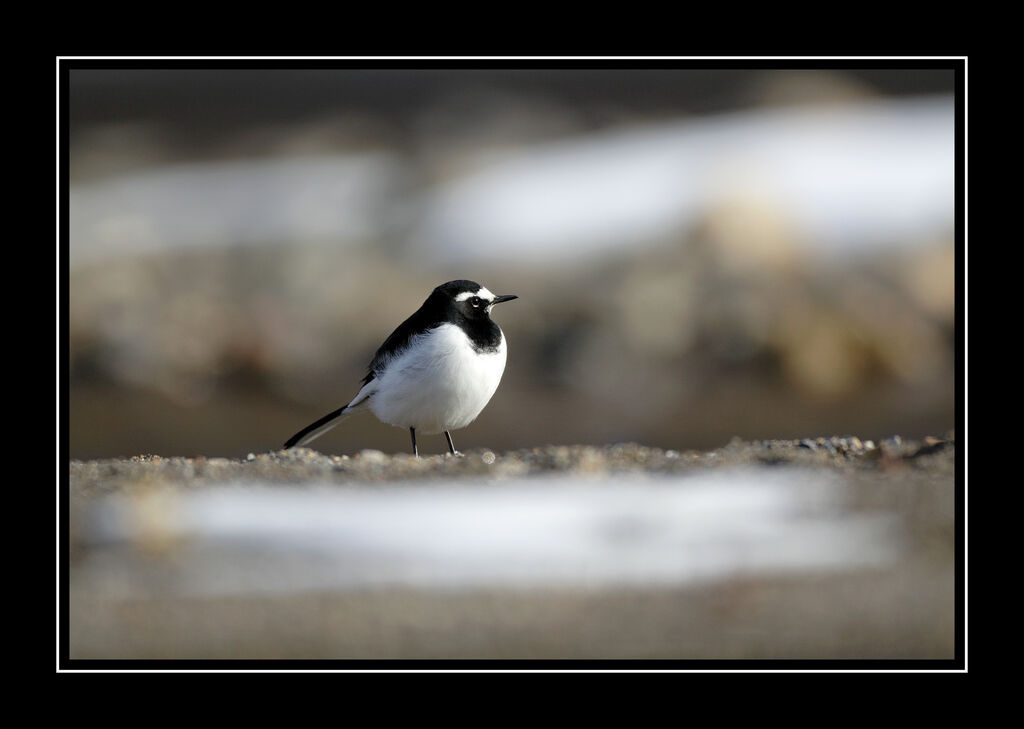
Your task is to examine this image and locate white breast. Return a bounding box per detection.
[368,323,507,434]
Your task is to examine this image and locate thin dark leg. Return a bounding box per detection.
[444,430,457,456]
[410,427,418,457]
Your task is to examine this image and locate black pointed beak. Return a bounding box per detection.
[492,294,518,305]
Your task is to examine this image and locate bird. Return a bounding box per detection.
[284,280,518,456]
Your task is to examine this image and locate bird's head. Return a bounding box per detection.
[437,280,518,320]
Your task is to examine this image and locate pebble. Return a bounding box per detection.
[356,449,387,464]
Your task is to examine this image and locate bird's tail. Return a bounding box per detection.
[283,405,354,448]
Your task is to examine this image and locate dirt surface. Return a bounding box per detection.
[69,434,954,492]
[65,434,960,665]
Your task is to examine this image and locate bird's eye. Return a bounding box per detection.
[470,296,482,307]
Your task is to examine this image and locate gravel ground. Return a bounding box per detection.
[65,433,959,664]
[68,434,953,492]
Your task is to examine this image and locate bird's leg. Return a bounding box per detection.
[444,430,462,457]
[410,427,419,457]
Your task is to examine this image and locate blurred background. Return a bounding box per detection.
[65,66,958,460]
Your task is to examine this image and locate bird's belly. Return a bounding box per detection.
[369,324,507,434]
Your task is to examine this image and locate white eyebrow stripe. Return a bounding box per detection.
[456,287,495,302]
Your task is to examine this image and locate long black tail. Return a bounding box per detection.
[284,405,350,448]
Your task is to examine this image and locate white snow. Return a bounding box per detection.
[68,95,955,269]
[83,468,902,597]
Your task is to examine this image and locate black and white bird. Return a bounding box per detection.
[284,280,518,456]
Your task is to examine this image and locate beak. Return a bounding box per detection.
[492,294,518,305]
